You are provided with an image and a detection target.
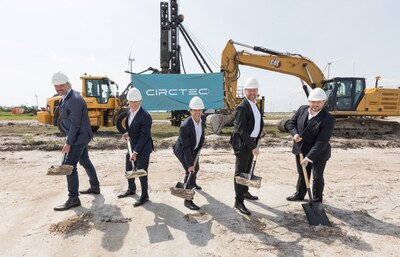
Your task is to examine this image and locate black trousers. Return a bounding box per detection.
[234,147,254,203]
[126,152,150,199]
[294,154,327,202]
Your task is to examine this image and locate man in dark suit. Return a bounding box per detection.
[117,87,153,207]
[52,72,101,211]
[286,88,335,203]
[173,96,206,210]
[230,77,264,216]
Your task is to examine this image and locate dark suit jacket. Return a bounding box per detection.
[59,89,93,145]
[230,99,264,153]
[125,107,153,155]
[287,105,335,162]
[173,115,206,167]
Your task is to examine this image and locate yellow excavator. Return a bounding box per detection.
[36,74,130,133]
[210,39,400,136]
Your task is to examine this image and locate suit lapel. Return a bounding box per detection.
[300,107,310,133]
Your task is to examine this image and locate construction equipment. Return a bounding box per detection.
[170,150,201,200]
[295,143,331,226]
[124,135,148,179]
[47,153,73,176]
[36,74,131,134]
[235,142,262,188]
[210,39,400,136]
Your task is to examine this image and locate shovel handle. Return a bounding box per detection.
[61,152,68,165]
[127,139,136,171]
[183,149,202,189]
[184,172,193,190]
[294,142,313,194]
[299,153,310,188]
[249,141,261,177]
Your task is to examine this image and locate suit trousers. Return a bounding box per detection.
[294,154,326,202]
[126,152,150,198]
[65,143,99,197]
[234,147,253,203]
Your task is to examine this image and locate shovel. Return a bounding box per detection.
[170,150,201,200]
[125,139,147,179]
[296,143,331,226]
[235,141,262,188]
[47,153,73,175]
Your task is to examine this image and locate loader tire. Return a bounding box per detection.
[116,112,128,134]
[277,119,289,132]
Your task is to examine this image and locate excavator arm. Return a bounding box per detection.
[210,39,400,136]
[221,39,326,112]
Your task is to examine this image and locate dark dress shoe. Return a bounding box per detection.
[79,187,100,195]
[54,197,81,211]
[234,202,251,215]
[117,190,136,198]
[133,197,149,207]
[244,191,259,201]
[286,193,304,201]
[184,200,200,210]
[194,184,202,190]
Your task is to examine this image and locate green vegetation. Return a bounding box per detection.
[0,111,36,120]
[150,111,170,121]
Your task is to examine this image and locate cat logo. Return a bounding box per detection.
[270,59,281,68]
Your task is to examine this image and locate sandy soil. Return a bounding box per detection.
[0,121,399,257]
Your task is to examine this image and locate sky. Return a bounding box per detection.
[1,0,400,112]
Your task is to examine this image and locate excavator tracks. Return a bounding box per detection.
[333,118,400,137]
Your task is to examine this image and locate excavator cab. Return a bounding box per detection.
[323,77,365,112]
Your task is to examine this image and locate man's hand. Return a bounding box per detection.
[300,158,309,166]
[188,166,195,173]
[293,134,302,143]
[62,143,71,154]
[130,152,137,161]
[252,148,259,156]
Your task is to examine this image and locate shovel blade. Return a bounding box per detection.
[170,186,195,200]
[47,164,73,175]
[125,170,148,179]
[235,174,262,188]
[302,202,332,226]
[175,182,194,190]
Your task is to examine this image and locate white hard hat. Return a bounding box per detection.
[189,96,205,110]
[52,72,69,85]
[127,87,142,101]
[243,77,259,89]
[308,88,327,101]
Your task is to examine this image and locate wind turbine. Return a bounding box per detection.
[322,57,343,79]
[127,48,135,73]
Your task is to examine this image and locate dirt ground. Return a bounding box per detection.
[0,120,399,257]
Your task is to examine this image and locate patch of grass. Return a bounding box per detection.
[151,123,179,140]
[0,111,36,120]
[263,112,293,120]
[150,112,171,121]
